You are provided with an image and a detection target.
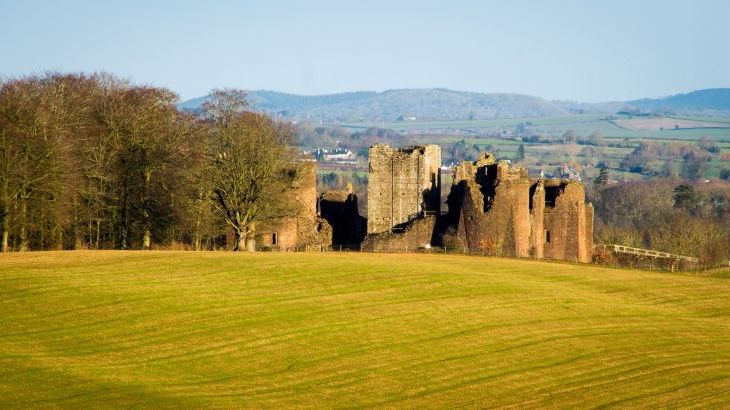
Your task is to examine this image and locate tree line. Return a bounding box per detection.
[591,177,730,265]
[0,73,296,252]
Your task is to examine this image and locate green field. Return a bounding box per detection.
[318,113,730,183]
[331,115,730,143]
[331,114,608,131]
[1,252,729,408]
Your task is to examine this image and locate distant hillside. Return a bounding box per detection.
[179,88,730,122]
[552,100,626,115]
[626,88,730,115]
[180,89,570,121]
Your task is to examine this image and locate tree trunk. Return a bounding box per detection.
[194,225,202,251]
[194,199,203,251]
[232,210,244,251]
[119,218,128,249]
[141,169,152,250]
[55,228,64,251]
[1,212,8,252]
[95,219,101,249]
[87,219,93,248]
[194,231,202,251]
[1,200,8,252]
[119,170,129,250]
[19,196,29,252]
[19,228,28,251]
[39,205,46,248]
[73,198,84,250]
[233,229,244,251]
[142,229,151,250]
[245,222,256,252]
[74,228,84,250]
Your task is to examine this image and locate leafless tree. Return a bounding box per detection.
[202,89,296,251]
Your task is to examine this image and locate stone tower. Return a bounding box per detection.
[257,161,332,249]
[446,154,593,263]
[367,144,441,234]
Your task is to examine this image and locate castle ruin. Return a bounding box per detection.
[363,145,593,263]
[367,144,441,234]
[444,153,593,262]
[258,161,332,250]
[258,143,593,263]
[318,186,366,248]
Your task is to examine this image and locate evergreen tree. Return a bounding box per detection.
[673,184,697,212]
[593,167,609,186]
[720,168,730,181]
[515,144,525,162]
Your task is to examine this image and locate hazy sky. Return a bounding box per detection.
[1,0,728,102]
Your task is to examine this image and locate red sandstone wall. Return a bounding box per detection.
[361,216,436,251]
[367,144,440,234]
[258,161,331,249]
[542,182,592,263]
[530,181,545,258]
[450,157,592,263]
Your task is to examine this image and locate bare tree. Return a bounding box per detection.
[184,118,219,250]
[203,89,296,251]
[0,80,20,252]
[0,76,72,251]
[96,85,182,249]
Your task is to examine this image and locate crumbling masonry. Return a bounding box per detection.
[362,144,441,250]
[318,187,366,248]
[445,153,593,262]
[366,144,441,234]
[258,161,332,250]
[363,146,593,263]
[259,144,593,263]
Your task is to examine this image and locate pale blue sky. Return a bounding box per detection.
[1,0,728,102]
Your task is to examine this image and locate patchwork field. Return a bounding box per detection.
[1,251,729,408]
[612,117,730,131]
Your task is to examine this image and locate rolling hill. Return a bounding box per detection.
[180,88,570,122]
[1,251,728,407]
[179,88,730,122]
[627,88,730,115]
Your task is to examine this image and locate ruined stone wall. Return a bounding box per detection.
[529,181,545,258]
[538,182,592,262]
[259,218,299,249]
[361,216,437,251]
[361,146,592,262]
[584,204,594,262]
[259,161,331,249]
[496,163,532,257]
[542,181,593,263]
[295,161,318,220]
[454,180,494,252]
[367,144,441,234]
[319,189,366,248]
[451,160,531,257]
[446,154,593,262]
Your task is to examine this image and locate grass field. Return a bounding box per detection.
[331,114,609,131]
[1,252,729,408]
[612,117,730,131]
[331,115,730,144]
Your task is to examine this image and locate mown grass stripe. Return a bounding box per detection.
[0,251,728,408]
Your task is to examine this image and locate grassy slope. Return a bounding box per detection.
[1,252,729,408]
